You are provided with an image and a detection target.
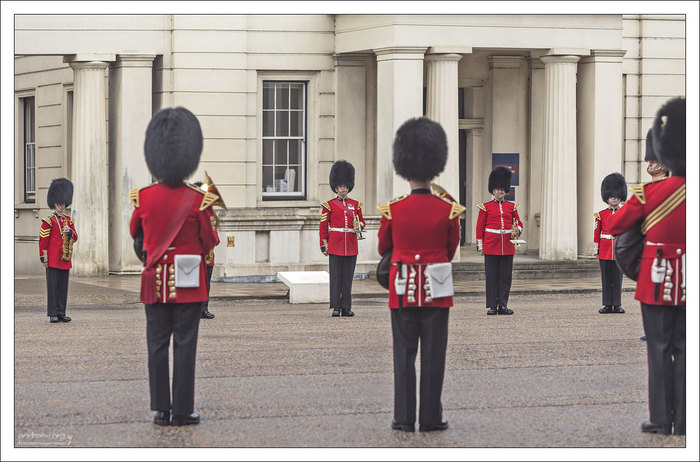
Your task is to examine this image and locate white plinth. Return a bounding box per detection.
[277,271,330,304]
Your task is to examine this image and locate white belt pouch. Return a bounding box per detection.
[425,262,454,299]
[174,254,201,288]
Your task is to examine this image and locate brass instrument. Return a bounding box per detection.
[200,171,227,264]
[511,218,520,240]
[353,213,365,240]
[61,210,76,262]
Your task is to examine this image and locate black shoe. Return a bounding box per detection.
[171,411,200,426]
[419,418,449,432]
[641,421,671,435]
[599,305,613,314]
[613,305,625,313]
[497,306,514,315]
[391,420,415,432]
[640,335,647,341]
[57,314,71,322]
[153,410,170,426]
[341,308,354,317]
[486,307,497,315]
[332,308,341,317]
[49,316,59,323]
[201,311,215,319]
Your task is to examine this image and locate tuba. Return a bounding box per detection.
[61,210,76,261]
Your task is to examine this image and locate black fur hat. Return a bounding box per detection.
[488,166,512,194]
[47,178,73,209]
[651,97,685,176]
[329,160,355,193]
[144,107,203,186]
[644,128,659,162]
[392,117,447,182]
[601,173,627,203]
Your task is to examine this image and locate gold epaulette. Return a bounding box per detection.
[42,217,53,226]
[513,202,520,211]
[129,188,142,208]
[358,202,363,210]
[321,201,331,212]
[186,184,219,211]
[437,196,466,220]
[630,183,646,205]
[376,194,408,220]
[476,203,486,212]
[593,212,601,221]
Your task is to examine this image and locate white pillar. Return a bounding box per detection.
[425,53,462,199]
[375,47,426,203]
[576,50,626,256]
[108,54,156,273]
[68,60,110,276]
[528,57,546,252]
[540,55,580,261]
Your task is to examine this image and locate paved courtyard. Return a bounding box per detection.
[10,277,694,458]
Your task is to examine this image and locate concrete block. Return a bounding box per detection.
[277,271,329,303]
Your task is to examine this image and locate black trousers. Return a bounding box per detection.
[145,302,201,416]
[391,307,449,426]
[201,265,214,312]
[46,267,69,317]
[641,302,685,434]
[329,254,356,310]
[599,259,623,306]
[484,254,513,308]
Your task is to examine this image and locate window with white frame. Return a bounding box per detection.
[22,96,36,203]
[262,81,306,200]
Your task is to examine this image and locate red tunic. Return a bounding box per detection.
[38,213,78,270]
[593,207,622,260]
[129,183,220,304]
[475,200,523,255]
[608,176,685,306]
[319,197,365,256]
[377,192,463,309]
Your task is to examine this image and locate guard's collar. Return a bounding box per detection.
[411,188,431,194]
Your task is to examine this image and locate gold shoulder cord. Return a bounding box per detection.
[593,212,600,221]
[377,194,408,220]
[629,184,646,205]
[476,203,486,212]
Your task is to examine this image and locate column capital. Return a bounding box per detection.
[540,55,581,65]
[113,54,157,68]
[63,53,115,64]
[425,53,463,63]
[374,47,428,62]
[489,55,526,69]
[67,61,110,71]
[333,53,370,67]
[579,49,627,64]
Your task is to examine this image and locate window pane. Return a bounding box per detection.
[290,85,303,110]
[274,166,289,192]
[275,111,289,137]
[263,139,274,164]
[285,166,300,192]
[290,110,303,137]
[288,139,300,164]
[274,139,287,164]
[262,166,274,193]
[276,85,290,109]
[263,84,275,109]
[263,111,275,137]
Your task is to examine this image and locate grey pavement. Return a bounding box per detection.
[10,271,694,458]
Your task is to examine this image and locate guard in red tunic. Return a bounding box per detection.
[319,160,365,317]
[594,173,627,314]
[609,97,685,436]
[475,166,523,315]
[39,178,78,323]
[130,107,220,427]
[194,177,225,320]
[378,117,464,433]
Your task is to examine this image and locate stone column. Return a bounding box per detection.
[540,55,580,260]
[108,54,156,273]
[576,50,626,256]
[375,47,427,203]
[67,60,110,276]
[334,53,367,205]
[425,53,462,198]
[528,57,546,252]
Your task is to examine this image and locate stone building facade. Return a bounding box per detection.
[13,14,686,277]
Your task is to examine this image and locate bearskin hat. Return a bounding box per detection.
[601,173,627,203]
[144,107,203,186]
[488,166,512,194]
[651,97,685,176]
[329,160,355,193]
[47,178,73,209]
[644,128,660,163]
[392,117,447,182]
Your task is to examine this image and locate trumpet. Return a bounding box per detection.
[353,213,365,240]
[511,218,520,240]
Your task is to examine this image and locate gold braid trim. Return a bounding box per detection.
[476,203,486,212]
[641,184,685,234]
[630,184,646,205]
[593,212,600,221]
[129,188,142,208]
[449,202,467,220]
[321,201,331,212]
[513,202,520,211]
[376,194,408,220]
